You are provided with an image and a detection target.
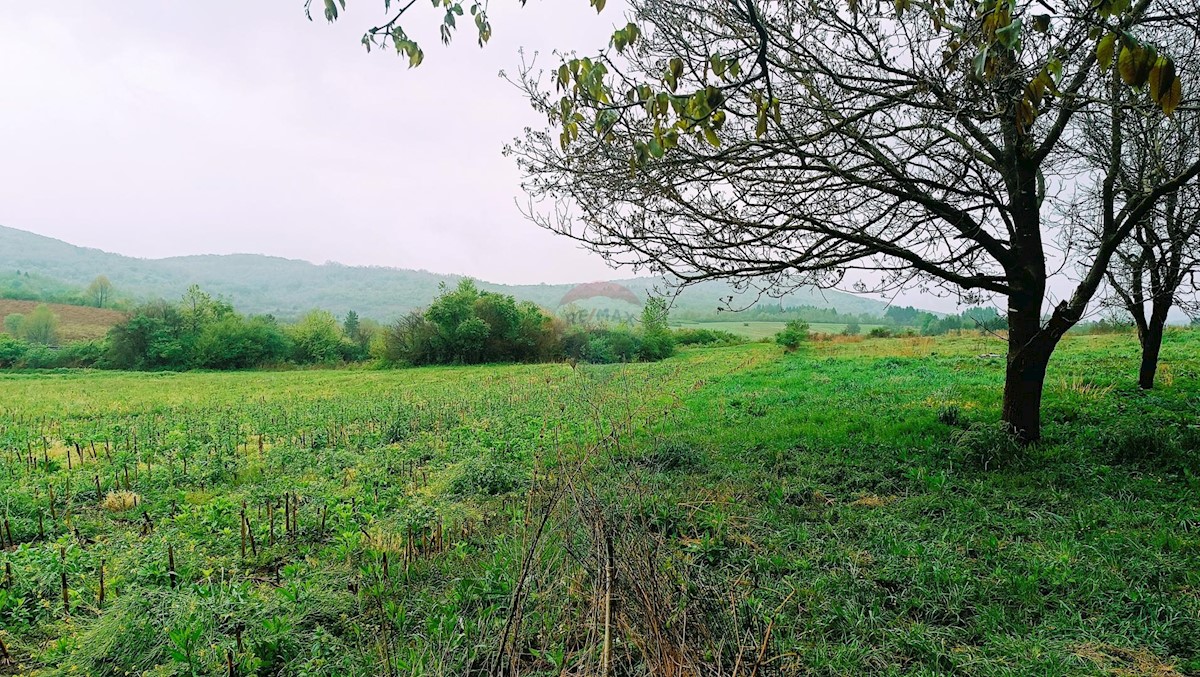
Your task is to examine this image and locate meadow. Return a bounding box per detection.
[1,331,1198,675]
[671,320,887,339]
[0,301,125,343]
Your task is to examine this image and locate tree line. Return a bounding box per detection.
[0,280,712,370]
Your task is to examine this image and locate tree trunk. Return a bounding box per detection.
[1001,290,1058,443]
[1138,316,1166,390]
[1001,341,1054,443]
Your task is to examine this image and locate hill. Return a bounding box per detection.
[0,225,893,321]
[0,299,126,342]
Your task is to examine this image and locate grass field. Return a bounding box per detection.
[0,300,125,343]
[672,319,887,339]
[1,331,1199,675]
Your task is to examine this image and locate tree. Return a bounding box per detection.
[181,285,233,335]
[4,313,24,337]
[87,275,114,308]
[504,0,1200,442]
[21,305,60,345]
[639,297,676,359]
[322,0,1198,441]
[288,310,347,364]
[343,310,362,343]
[1079,80,1200,389]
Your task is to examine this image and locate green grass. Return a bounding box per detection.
[1,330,1199,675]
[673,319,887,339]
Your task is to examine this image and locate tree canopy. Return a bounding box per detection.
[321,0,1200,441]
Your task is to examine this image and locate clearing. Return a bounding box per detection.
[0,300,125,343]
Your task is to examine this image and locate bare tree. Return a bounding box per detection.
[1069,17,1200,390]
[1080,97,1200,388]
[505,0,1200,442]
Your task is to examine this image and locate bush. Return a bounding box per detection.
[673,328,744,346]
[19,304,59,345]
[775,320,810,351]
[288,310,347,364]
[867,327,893,338]
[843,322,861,336]
[193,316,291,369]
[382,280,564,365]
[449,454,529,496]
[0,334,28,367]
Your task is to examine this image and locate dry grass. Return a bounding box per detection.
[101,491,141,512]
[1072,643,1181,676]
[850,494,896,508]
[1055,376,1116,401]
[0,299,126,342]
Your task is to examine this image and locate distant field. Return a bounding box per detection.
[0,299,125,342]
[673,319,886,339]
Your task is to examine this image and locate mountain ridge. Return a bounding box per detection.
[0,225,895,321]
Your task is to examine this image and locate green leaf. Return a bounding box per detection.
[995,18,1022,51]
[1096,33,1116,71]
[972,46,990,79]
[1148,56,1175,103]
[1159,75,1182,115]
[703,126,720,147]
[710,53,725,79]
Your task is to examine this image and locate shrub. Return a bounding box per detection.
[843,322,861,336]
[775,320,810,351]
[382,280,565,365]
[449,455,529,496]
[193,316,290,369]
[19,304,59,345]
[867,327,893,338]
[673,328,743,346]
[0,334,28,367]
[288,310,347,364]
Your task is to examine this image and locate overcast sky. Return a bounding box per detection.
[0,2,627,284]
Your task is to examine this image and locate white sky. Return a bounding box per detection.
[0,3,1005,314]
[0,2,625,283]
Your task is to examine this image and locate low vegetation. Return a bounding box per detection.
[1,331,1197,674]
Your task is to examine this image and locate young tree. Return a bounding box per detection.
[87,275,114,308]
[639,296,676,359]
[21,305,59,345]
[4,313,24,337]
[506,0,1200,442]
[1080,86,1200,389]
[343,310,362,343]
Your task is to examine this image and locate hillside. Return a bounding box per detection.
[0,225,893,321]
[0,299,126,342]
